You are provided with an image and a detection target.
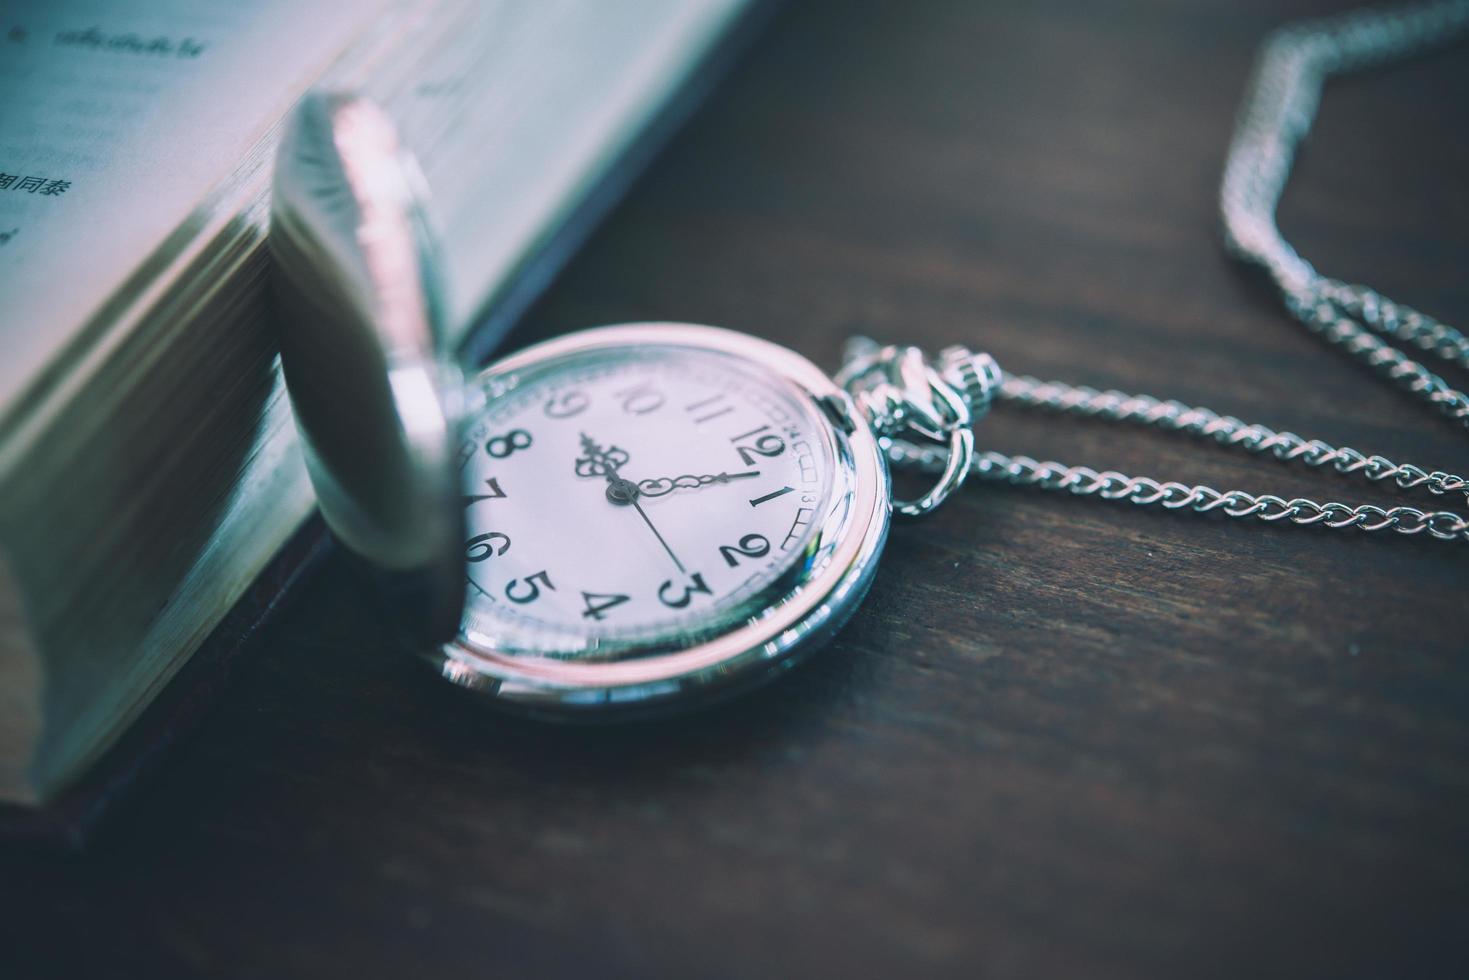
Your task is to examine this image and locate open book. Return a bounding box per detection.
[0,0,752,809]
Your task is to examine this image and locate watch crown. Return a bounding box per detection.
[835,335,1001,518]
[937,345,1002,424]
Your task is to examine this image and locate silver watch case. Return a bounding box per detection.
[438,323,892,717]
[272,92,466,644]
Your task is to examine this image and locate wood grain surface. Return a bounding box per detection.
[5,1,1468,977]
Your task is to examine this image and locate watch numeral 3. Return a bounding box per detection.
[658,573,711,609]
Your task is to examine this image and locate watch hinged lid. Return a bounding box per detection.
[270,91,465,641]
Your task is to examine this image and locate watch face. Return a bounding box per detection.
[437,324,889,713]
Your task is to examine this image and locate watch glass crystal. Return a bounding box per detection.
[456,341,840,658]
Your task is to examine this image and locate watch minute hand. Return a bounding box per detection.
[635,471,760,498]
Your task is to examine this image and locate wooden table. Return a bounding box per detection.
[7,1,1467,976]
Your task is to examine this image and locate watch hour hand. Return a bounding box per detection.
[573,432,644,506]
[574,432,630,478]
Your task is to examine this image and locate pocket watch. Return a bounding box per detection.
[271,93,993,716]
[275,21,1469,716]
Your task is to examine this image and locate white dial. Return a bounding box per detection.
[456,342,838,655]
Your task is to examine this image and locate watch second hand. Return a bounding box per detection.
[627,490,686,574]
[578,433,688,574]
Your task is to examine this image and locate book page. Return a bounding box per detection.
[352,0,747,341]
[0,0,386,423]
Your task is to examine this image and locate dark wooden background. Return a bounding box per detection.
[6,1,1468,977]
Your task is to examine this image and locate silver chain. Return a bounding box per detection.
[888,371,1469,540]
[1221,0,1469,428]
[882,1,1469,542]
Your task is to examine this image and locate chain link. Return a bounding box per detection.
[1221,0,1469,428]
[998,374,1469,503]
[882,2,1469,541]
[887,439,1469,542]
